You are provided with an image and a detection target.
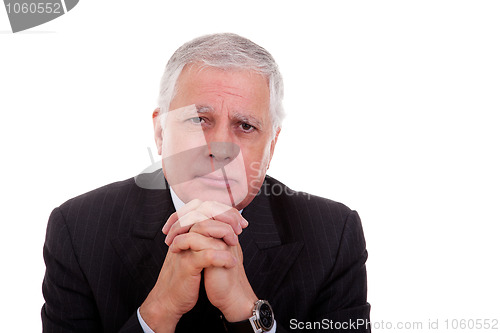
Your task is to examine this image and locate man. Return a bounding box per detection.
[42,33,370,332]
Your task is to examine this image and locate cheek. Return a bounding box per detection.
[161,125,207,156]
[243,145,271,180]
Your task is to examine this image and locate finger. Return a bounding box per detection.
[178,210,210,228]
[189,249,238,270]
[162,212,178,235]
[170,233,229,253]
[162,199,203,235]
[176,198,204,218]
[165,210,210,245]
[165,220,191,246]
[190,220,239,247]
[163,200,248,237]
[197,201,248,233]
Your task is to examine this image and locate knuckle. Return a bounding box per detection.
[225,207,239,220]
[190,221,204,232]
[215,240,228,251]
[203,249,217,262]
[170,238,181,251]
[171,233,185,246]
[222,223,233,233]
[189,224,199,234]
[170,220,181,231]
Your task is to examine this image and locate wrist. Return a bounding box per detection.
[222,300,275,333]
[221,295,258,322]
[140,293,181,333]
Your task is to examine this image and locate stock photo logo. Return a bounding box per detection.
[3,0,79,33]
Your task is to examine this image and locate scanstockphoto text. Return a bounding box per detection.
[252,178,311,200]
[289,318,371,331]
[289,318,499,331]
[247,161,312,199]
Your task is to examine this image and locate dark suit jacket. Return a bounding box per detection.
[42,170,370,332]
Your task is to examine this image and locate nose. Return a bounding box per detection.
[208,142,240,164]
[206,121,239,163]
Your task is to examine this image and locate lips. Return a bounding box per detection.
[161,143,242,186]
[195,174,237,189]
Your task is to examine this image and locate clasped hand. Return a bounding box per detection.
[140,200,257,333]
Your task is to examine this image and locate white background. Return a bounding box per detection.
[1,1,499,331]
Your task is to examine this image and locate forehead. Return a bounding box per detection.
[172,64,270,115]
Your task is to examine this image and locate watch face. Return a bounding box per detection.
[258,302,274,330]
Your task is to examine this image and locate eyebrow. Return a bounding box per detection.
[195,105,215,114]
[232,112,263,129]
[195,104,263,129]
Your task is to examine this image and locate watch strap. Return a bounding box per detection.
[222,315,257,333]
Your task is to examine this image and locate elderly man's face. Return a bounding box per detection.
[154,64,279,209]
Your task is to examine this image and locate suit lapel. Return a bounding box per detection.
[241,180,304,300]
[111,170,173,295]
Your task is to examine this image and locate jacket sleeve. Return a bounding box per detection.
[270,209,370,333]
[41,207,144,333]
[311,210,371,332]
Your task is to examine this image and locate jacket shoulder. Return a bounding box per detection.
[57,169,165,218]
[264,175,353,216]
[263,175,360,244]
[58,176,138,215]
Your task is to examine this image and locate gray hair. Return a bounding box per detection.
[157,33,285,133]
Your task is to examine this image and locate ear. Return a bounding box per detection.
[267,127,281,169]
[152,108,163,155]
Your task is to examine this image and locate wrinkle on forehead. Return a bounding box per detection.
[185,63,268,98]
[198,85,248,100]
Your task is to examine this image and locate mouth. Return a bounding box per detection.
[195,174,237,189]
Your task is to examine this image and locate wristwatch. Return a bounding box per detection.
[222,300,275,333]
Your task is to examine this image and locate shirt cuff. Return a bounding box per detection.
[137,307,155,333]
[137,307,276,333]
[270,319,277,333]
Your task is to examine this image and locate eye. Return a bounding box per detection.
[240,123,255,132]
[188,117,204,124]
